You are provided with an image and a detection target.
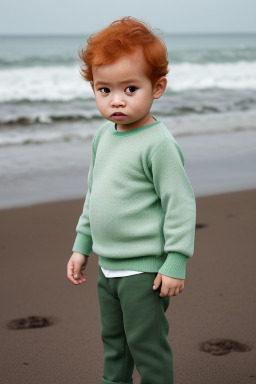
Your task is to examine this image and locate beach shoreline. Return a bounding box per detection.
[0,189,255,383]
[1,127,256,211]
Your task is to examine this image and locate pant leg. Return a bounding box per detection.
[97,268,135,384]
[117,273,173,384]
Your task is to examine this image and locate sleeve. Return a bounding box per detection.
[149,139,196,279]
[72,137,96,256]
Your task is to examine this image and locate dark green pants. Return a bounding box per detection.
[97,267,173,384]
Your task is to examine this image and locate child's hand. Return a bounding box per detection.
[153,273,185,297]
[67,252,88,285]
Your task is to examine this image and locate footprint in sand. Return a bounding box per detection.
[200,338,252,355]
[7,315,55,330]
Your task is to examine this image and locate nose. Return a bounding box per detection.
[111,92,125,108]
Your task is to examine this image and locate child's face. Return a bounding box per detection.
[91,49,166,131]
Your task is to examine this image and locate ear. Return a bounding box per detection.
[90,81,95,94]
[153,76,167,100]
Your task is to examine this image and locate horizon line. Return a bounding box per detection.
[1,31,256,37]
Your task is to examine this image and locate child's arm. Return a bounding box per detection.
[149,138,196,296]
[67,252,88,285]
[68,135,97,284]
[73,135,97,255]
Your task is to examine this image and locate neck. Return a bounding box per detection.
[115,115,156,132]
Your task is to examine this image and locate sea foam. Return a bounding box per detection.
[1,61,256,103]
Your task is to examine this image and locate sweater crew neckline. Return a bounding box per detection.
[111,121,161,136]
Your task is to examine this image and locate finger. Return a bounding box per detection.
[167,288,176,297]
[67,262,83,285]
[74,266,82,279]
[77,272,87,284]
[67,260,73,277]
[74,269,88,284]
[159,287,170,297]
[174,287,180,296]
[68,271,80,285]
[67,262,78,284]
[73,276,84,285]
[153,273,162,290]
[74,273,83,284]
[79,272,87,283]
[68,274,80,285]
[179,285,184,293]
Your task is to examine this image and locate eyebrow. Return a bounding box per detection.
[94,79,140,87]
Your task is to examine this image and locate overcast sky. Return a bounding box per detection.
[1,0,256,35]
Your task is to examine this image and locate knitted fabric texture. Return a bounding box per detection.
[72,121,196,279]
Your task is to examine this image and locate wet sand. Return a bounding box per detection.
[0,190,255,383]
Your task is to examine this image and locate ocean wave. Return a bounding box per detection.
[0,55,77,68]
[2,96,256,127]
[0,113,102,126]
[1,110,256,148]
[1,35,256,69]
[1,122,255,148]
[168,61,256,91]
[1,61,256,103]
[169,47,256,64]
[0,133,94,147]
[1,48,256,69]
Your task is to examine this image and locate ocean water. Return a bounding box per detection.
[0,33,256,208]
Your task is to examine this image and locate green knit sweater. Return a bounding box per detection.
[72,120,196,279]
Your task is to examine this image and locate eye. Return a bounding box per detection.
[125,86,137,94]
[100,88,110,94]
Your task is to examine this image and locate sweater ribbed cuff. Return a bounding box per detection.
[72,232,93,256]
[158,252,188,279]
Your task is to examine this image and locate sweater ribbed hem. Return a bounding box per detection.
[72,232,93,256]
[158,252,188,279]
[98,252,188,279]
[98,254,167,274]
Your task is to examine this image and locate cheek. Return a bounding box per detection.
[95,97,107,111]
[131,96,149,111]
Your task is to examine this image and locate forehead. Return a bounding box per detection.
[92,49,148,82]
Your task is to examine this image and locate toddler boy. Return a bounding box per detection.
[67,17,196,384]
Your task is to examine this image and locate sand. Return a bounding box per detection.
[0,190,255,384]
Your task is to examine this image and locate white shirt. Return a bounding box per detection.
[101,267,144,278]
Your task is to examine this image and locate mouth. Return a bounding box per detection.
[112,112,126,117]
[111,112,127,121]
